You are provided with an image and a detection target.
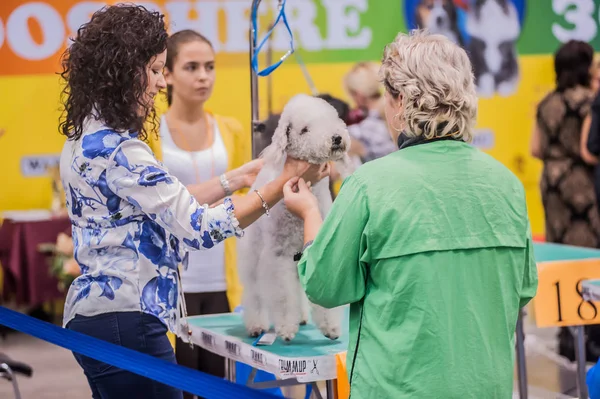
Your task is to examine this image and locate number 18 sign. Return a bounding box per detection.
[533,259,600,328]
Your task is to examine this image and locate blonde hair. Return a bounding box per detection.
[379,30,478,142]
[344,61,383,99]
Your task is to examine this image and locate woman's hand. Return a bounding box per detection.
[282,157,330,185]
[227,159,265,191]
[283,177,320,220]
[237,159,264,188]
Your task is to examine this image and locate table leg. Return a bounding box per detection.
[225,359,236,383]
[573,326,588,399]
[515,310,528,399]
[311,382,324,399]
[326,379,336,399]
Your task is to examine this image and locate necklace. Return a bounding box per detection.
[168,113,216,184]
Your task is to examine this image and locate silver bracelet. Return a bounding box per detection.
[220,174,232,196]
[254,189,270,217]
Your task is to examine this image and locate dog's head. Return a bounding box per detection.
[416,0,457,28]
[262,94,351,165]
[416,0,461,44]
[467,0,520,74]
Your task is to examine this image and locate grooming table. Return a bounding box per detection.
[182,311,348,398]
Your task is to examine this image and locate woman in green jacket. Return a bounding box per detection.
[283,31,538,399]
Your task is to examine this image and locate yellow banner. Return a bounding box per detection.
[0,0,555,238]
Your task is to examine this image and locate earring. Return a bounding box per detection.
[391,113,404,133]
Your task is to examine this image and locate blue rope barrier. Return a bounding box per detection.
[0,306,279,399]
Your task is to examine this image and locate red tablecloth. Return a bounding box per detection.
[0,216,71,306]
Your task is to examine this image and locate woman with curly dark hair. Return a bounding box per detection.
[58,5,327,398]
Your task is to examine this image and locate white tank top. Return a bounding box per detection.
[159,115,228,293]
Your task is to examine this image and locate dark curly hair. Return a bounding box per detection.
[59,4,168,141]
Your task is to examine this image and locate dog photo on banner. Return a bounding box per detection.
[406,0,525,98]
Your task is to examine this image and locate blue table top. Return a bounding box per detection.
[533,242,600,263]
[186,311,349,358]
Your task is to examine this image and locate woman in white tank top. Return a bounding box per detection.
[160,30,260,393]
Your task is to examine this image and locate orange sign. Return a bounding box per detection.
[533,259,600,328]
[336,352,349,399]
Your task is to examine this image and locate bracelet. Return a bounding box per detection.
[220,174,232,196]
[254,189,270,217]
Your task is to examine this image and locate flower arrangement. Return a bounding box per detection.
[39,232,80,292]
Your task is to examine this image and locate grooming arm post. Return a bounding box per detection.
[250,0,261,159]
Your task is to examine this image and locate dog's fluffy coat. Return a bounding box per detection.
[237,94,351,341]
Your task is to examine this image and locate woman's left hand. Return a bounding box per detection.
[229,159,265,191]
[283,177,320,219]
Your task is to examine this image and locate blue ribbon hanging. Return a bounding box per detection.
[251,0,295,77]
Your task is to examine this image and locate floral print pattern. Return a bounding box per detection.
[60,118,242,331]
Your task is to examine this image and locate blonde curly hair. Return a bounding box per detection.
[344,61,382,99]
[379,30,477,142]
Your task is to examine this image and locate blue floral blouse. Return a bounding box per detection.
[60,117,243,332]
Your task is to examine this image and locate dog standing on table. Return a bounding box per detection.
[238,94,350,342]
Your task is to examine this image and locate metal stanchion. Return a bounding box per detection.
[225,358,236,383]
[249,0,262,159]
[325,379,336,399]
[266,25,273,118]
[516,310,528,399]
[573,326,588,399]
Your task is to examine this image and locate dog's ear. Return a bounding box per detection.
[260,120,289,165]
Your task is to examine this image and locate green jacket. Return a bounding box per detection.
[298,140,538,399]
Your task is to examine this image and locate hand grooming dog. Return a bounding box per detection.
[466,0,520,98]
[237,94,350,342]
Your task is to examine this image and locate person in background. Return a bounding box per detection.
[59,6,327,398]
[147,29,256,397]
[343,61,397,165]
[283,30,537,398]
[531,40,600,369]
[580,59,600,165]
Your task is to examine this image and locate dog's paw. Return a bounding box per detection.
[321,325,340,340]
[496,80,518,97]
[476,74,495,99]
[246,324,268,338]
[276,324,298,342]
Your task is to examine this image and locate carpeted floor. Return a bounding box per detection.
[0,332,91,398]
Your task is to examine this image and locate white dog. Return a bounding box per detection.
[237,94,351,342]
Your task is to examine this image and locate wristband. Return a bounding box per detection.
[220,174,232,196]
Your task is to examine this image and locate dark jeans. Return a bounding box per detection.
[176,291,230,399]
[67,311,183,399]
